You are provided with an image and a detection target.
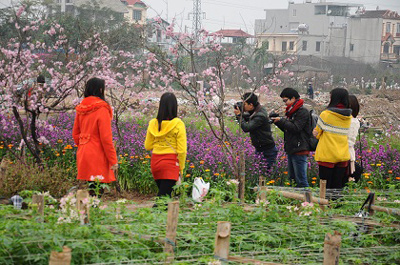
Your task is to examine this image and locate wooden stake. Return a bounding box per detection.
[238,150,246,203]
[323,231,341,265]
[320,180,327,211]
[259,186,267,203]
[32,194,44,219]
[164,201,179,263]
[265,188,329,205]
[49,246,71,265]
[304,190,312,203]
[214,221,231,260]
[76,190,90,225]
[370,205,400,216]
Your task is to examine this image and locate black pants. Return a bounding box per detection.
[319,165,347,189]
[155,179,176,197]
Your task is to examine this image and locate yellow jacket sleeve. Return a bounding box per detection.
[144,124,155,151]
[315,125,323,140]
[176,121,187,173]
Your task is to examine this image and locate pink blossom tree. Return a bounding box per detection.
[143,19,295,200]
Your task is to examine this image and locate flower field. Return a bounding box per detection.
[1,113,400,264]
[1,113,400,197]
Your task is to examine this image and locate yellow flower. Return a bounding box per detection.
[200,160,205,165]
[388,170,393,174]
[142,161,148,164]
[285,182,291,186]
[124,153,128,157]
[8,144,13,148]
[55,153,60,157]
[312,177,317,180]
[396,177,400,180]
[130,156,134,159]
[57,139,63,143]
[283,171,288,175]
[205,169,210,172]
[0,146,3,149]
[367,181,373,184]
[376,164,381,167]
[190,164,195,169]
[186,160,190,163]
[214,173,220,176]
[185,174,191,178]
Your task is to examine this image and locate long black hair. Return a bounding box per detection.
[156,92,178,131]
[328,88,349,108]
[349,94,360,118]
[84,77,105,100]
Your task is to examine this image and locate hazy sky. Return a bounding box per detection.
[146,0,400,33]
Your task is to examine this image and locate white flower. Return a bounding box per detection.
[116,199,127,204]
[394,200,400,203]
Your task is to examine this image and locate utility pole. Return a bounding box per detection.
[189,0,205,42]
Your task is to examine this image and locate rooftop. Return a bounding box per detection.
[359,10,400,20]
[74,0,128,13]
[212,29,253,38]
[123,0,147,7]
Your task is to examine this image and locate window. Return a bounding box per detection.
[394,45,400,55]
[315,6,326,15]
[264,41,269,50]
[289,41,294,50]
[316,41,321,52]
[350,44,354,52]
[397,23,400,36]
[282,41,287,52]
[383,42,390,54]
[133,10,142,21]
[302,41,307,51]
[386,23,391,33]
[293,9,297,16]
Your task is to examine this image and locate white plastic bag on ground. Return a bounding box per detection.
[192,177,210,202]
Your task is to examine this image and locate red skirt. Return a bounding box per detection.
[151,154,180,181]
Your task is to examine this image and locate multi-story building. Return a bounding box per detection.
[255,1,361,57]
[54,0,128,15]
[121,0,147,25]
[147,17,175,51]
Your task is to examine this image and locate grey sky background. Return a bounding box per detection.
[147,0,400,33]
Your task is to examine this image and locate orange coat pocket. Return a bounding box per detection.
[79,134,91,145]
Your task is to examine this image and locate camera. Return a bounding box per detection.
[268,112,280,124]
[234,101,243,111]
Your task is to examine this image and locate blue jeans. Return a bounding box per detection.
[287,154,309,188]
[257,146,278,170]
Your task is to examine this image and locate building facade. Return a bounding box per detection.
[121,0,147,25]
[255,1,362,58]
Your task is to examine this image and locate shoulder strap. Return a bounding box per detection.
[360,192,374,212]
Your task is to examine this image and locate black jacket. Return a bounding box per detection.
[274,106,311,155]
[237,105,275,151]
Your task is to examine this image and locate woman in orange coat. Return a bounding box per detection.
[73,78,118,192]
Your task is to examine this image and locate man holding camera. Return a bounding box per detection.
[271,88,310,188]
[234,92,277,168]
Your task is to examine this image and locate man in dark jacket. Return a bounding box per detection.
[272,88,310,187]
[234,92,277,168]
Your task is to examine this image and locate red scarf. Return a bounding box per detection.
[286,99,304,118]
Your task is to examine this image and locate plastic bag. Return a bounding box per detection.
[192,177,210,202]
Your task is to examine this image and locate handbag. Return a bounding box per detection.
[353,192,374,239]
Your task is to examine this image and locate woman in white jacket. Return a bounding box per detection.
[347,95,360,183]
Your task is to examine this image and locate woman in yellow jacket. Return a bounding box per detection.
[144,92,187,198]
[313,88,352,190]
